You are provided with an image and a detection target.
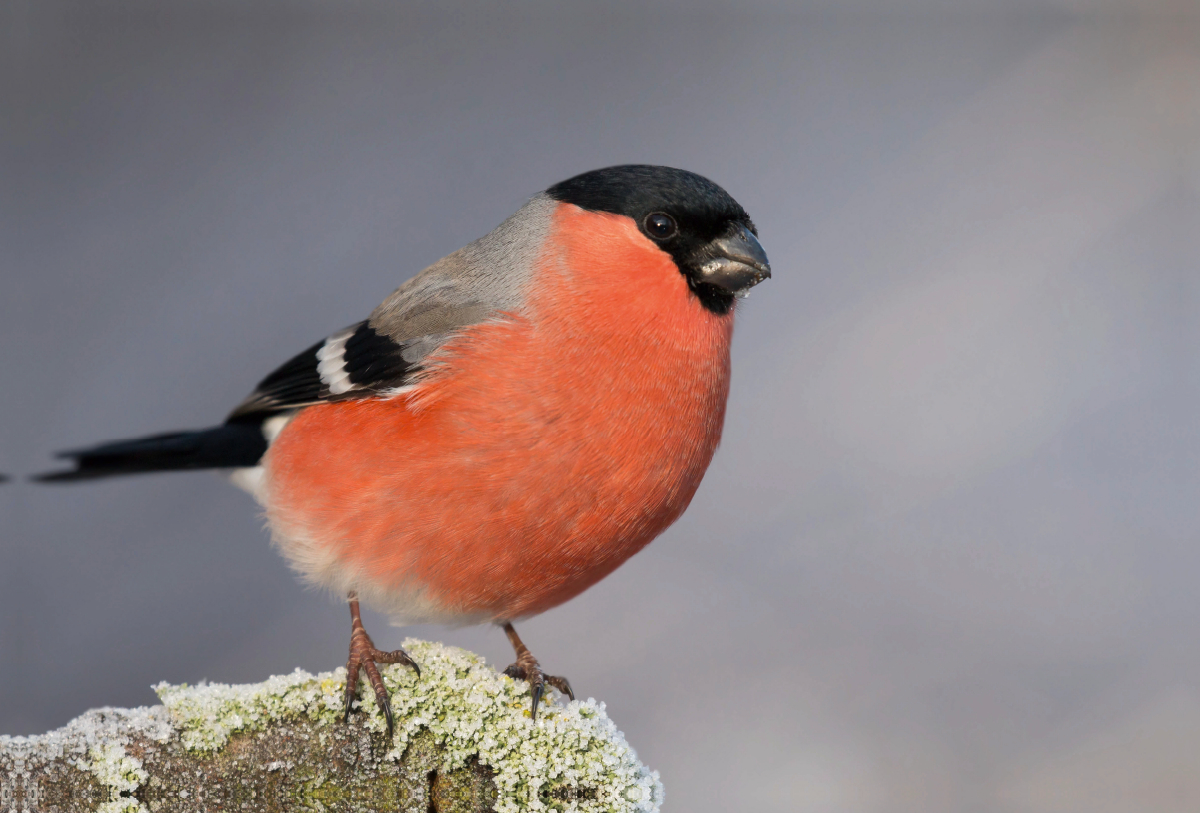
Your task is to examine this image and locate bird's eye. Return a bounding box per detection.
[644,212,678,240]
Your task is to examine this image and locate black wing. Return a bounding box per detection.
[226,321,417,421]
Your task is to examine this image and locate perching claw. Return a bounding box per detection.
[501,622,574,721]
[343,594,419,738]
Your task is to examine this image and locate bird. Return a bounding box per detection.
[36,164,771,734]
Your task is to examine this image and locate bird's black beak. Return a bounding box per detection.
[693,225,772,296]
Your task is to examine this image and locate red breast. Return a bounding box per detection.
[263,202,733,622]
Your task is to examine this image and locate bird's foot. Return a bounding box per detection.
[501,623,574,720]
[343,596,420,738]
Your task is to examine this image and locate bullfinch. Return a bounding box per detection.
[38,165,771,733]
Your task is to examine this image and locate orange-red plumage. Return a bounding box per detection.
[265,203,732,621]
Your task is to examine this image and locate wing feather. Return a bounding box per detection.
[227,322,416,420]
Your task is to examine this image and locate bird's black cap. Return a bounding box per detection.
[546,164,753,236]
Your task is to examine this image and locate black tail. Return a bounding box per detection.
[34,423,268,482]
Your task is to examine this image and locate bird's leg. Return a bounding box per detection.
[343,592,420,738]
[501,622,574,720]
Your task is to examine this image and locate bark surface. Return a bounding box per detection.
[0,640,662,813]
[2,713,492,813]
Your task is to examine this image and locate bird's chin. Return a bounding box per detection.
[685,277,737,315]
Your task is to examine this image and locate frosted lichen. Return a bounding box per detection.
[155,639,662,813]
[0,705,173,812]
[153,665,347,751]
[89,743,150,813]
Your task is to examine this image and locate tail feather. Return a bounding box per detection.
[34,423,268,482]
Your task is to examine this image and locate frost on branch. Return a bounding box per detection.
[0,639,663,813]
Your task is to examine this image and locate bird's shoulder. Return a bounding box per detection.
[227,257,501,421]
[226,208,544,423]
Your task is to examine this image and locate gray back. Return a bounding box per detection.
[366,192,555,364]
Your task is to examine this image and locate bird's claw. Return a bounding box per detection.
[503,655,574,721]
[343,599,419,738]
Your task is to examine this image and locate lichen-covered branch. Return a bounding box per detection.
[0,640,662,813]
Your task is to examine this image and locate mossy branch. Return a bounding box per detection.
[0,640,662,813]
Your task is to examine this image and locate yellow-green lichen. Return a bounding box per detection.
[154,639,662,813]
[89,743,150,813]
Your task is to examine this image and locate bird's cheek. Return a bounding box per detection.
[543,205,685,304]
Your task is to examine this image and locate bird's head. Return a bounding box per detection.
[546,165,770,315]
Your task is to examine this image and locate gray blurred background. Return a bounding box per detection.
[2,2,1198,811]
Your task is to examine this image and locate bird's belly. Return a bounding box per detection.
[263,325,730,625]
